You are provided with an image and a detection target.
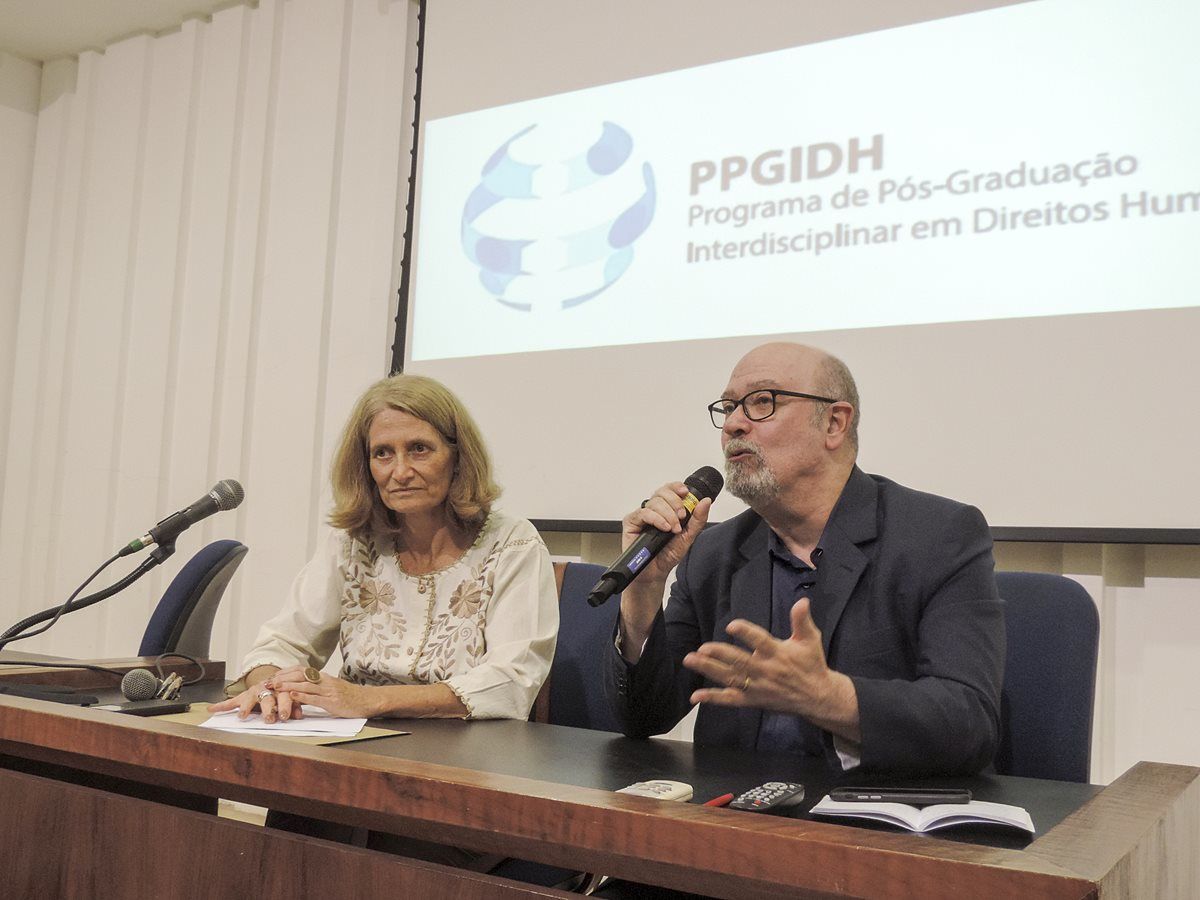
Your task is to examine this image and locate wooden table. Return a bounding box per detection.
[0,660,1196,899]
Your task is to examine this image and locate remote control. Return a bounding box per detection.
[616,780,694,801]
[729,781,805,812]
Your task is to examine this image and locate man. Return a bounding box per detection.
[604,342,1004,774]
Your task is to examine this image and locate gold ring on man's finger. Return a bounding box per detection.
[303,666,322,684]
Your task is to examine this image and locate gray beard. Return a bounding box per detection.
[724,440,782,507]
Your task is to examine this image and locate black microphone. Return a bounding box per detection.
[587,466,724,607]
[119,479,245,556]
[88,669,190,715]
[120,668,183,701]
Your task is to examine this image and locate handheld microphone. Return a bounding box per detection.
[120,479,245,556]
[587,466,724,607]
[120,668,183,701]
[92,669,189,715]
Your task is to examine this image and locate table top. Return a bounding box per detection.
[1,661,1196,899]
[352,717,1101,850]
[0,657,1117,849]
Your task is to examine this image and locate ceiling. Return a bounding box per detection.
[0,0,240,62]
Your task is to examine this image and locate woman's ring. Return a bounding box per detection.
[303,667,322,684]
[256,688,275,701]
[740,674,752,692]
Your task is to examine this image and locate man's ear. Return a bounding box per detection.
[824,401,853,450]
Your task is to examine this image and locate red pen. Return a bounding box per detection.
[704,793,735,808]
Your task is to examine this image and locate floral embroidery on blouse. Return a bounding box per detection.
[234,511,556,721]
[333,517,541,689]
[338,533,409,685]
[359,579,395,613]
[415,548,502,682]
[448,546,500,619]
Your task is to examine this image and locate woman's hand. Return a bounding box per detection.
[206,665,300,723]
[269,665,380,718]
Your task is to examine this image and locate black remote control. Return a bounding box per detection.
[729,781,805,812]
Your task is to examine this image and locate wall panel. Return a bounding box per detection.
[0,0,410,669]
[98,25,199,652]
[0,52,42,491]
[51,37,152,655]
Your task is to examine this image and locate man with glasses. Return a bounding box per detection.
[604,342,1003,774]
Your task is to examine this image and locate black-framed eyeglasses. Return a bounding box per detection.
[707,389,839,428]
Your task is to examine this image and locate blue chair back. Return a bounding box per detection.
[545,561,622,732]
[497,561,618,889]
[994,571,1099,783]
[139,540,248,657]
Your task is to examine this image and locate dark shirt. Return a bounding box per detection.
[757,531,821,752]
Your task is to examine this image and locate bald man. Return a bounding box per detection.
[604,343,1004,774]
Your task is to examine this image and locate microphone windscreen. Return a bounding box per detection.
[121,668,161,701]
[212,479,245,510]
[685,466,724,501]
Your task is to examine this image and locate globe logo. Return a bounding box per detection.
[460,121,656,311]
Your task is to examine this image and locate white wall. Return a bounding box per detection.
[0,51,41,498]
[0,0,411,675]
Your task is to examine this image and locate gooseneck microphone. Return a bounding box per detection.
[120,478,245,556]
[0,479,246,651]
[587,466,724,607]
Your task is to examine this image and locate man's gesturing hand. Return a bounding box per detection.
[683,598,862,744]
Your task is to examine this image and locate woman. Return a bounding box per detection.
[210,374,558,724]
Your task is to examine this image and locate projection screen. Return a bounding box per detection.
[402,0,1200,530]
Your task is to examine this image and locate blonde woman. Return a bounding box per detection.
[211,374,557,723]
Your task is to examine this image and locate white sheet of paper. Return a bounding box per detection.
[200,705,367,738]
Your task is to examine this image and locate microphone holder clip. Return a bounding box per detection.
[148,539,177,565]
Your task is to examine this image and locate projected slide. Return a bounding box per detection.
[411,0,1199,361]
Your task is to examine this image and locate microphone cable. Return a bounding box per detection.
[0,550,126,651]
[153,652,207,687]
[0,549,171,649]
[0,654,208,698]
[0,658,130,678]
